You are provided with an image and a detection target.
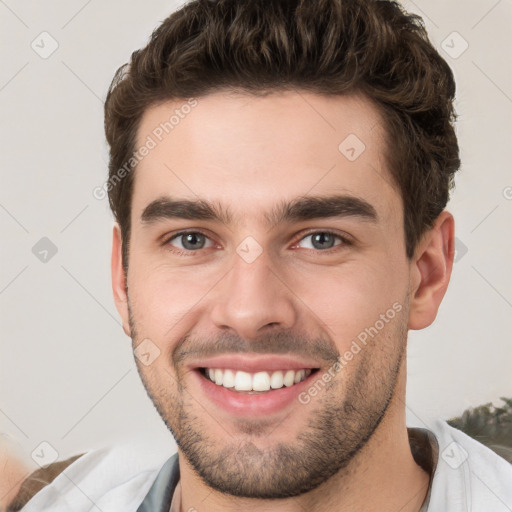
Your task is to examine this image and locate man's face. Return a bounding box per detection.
[117,91,415,498]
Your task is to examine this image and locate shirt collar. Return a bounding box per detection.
[136,451,180,512]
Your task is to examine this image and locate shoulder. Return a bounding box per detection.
[6,441,175,512]
[0,433,42,511]
[6,453,85,511]
[427,418,512,511]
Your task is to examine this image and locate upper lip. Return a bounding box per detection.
[190,355,322,373]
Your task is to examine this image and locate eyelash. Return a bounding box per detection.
[161,229,352,256]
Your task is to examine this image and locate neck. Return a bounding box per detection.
[178,362,430,512]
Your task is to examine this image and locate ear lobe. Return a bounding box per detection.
[408,211,455,330]
[111,222,131,337]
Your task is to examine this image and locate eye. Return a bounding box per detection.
[294,231,349,251]
[164,231,215,253]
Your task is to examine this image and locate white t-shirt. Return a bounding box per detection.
[16,419,512,511]
[420,418,512,511]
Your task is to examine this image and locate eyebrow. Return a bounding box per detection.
[140,194,378,229]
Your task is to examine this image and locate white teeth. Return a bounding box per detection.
[222,369,235,388]
[252,371,271,391]
[270,370,284,389]
[294,369,305,384]
[283,370,295,387]
[234,371,253,391]
[204,368,313,392]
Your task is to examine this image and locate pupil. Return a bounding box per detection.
[313,233,333,249]
[183,233,204,250]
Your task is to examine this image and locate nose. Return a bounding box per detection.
[210,250,298,340]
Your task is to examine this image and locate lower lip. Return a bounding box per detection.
[193,369,318,416]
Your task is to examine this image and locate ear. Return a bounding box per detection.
[111,222,131,337]
[408,211,455,330]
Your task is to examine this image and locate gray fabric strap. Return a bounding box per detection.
[136,452,180,512]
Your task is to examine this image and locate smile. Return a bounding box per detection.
[200,367,317,393]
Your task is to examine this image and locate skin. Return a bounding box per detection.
[0,434,37,509]
[111,90,454,511]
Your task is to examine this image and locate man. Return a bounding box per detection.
[6,0,512,510]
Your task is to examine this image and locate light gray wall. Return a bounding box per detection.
[1,0,511,465]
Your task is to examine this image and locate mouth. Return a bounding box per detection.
[197,367,320,394]
[191,361,322,416]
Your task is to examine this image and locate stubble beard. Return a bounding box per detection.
[128,298,408,499]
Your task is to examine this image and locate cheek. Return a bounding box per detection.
[286,258,407,347]
[128,263,215,344]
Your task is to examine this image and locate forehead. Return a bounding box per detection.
[132,90,400,227]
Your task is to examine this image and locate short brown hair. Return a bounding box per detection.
[104,0,460,274]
